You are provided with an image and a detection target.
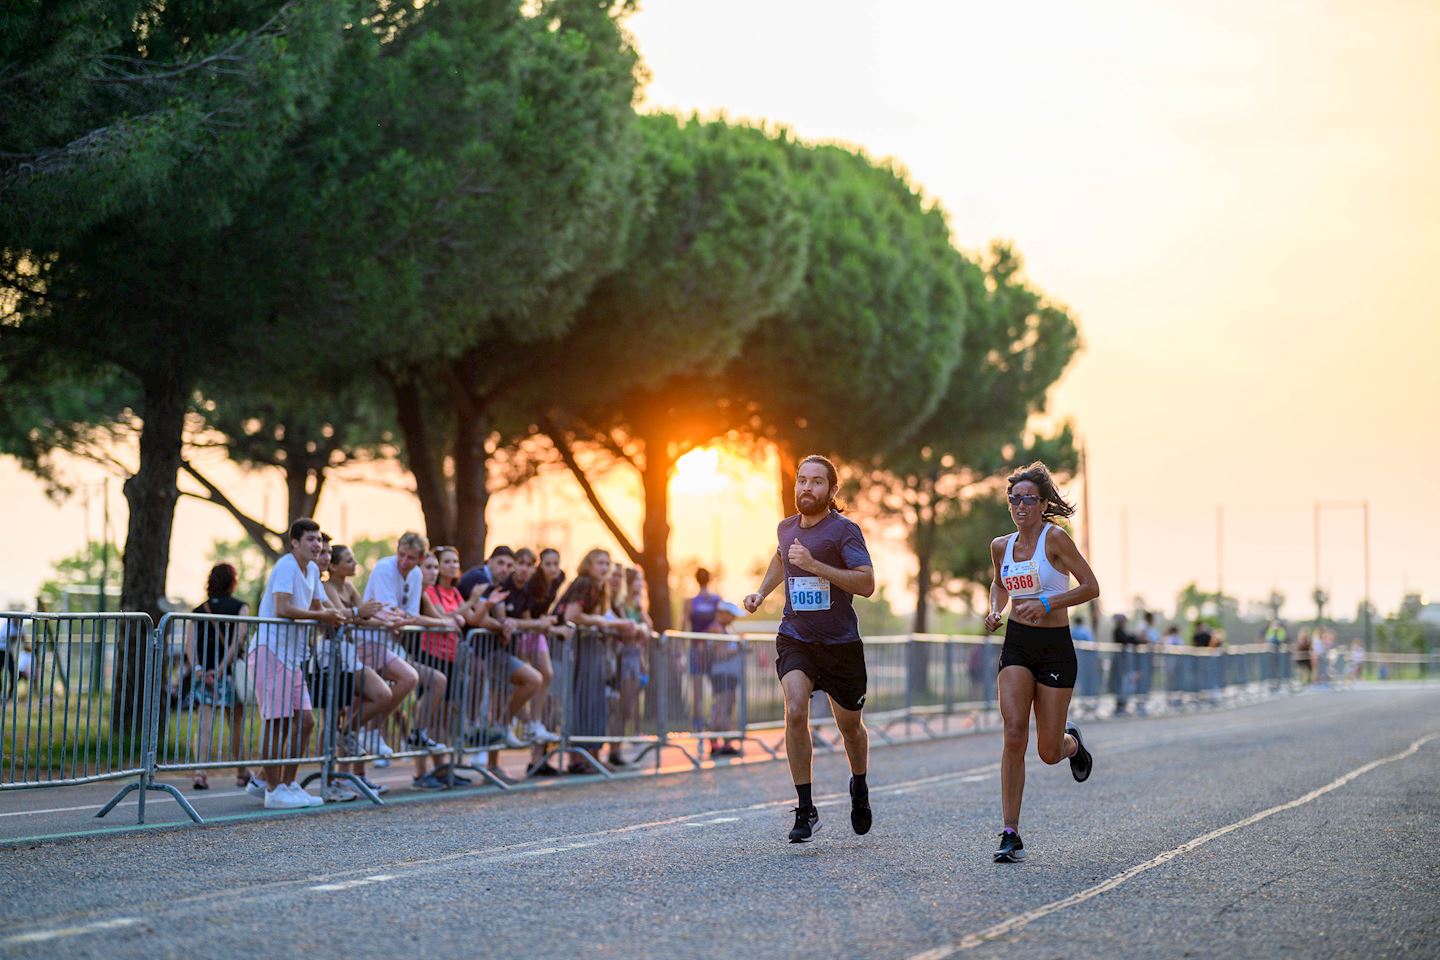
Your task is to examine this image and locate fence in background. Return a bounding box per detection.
[3,610,1435,826]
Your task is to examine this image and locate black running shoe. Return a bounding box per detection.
[850,777,872,836]
[993,830,1026,863]
[1066,721,1093,783]
[788,805,820,843]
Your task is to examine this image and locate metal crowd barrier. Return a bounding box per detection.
[7,609,1432,828]
[0,613,157,811]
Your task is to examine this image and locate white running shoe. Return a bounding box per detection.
[375,734,395,758]
[264,786,310,810]
[359,729,395,757]
[322,783,357,803]
[288,782,325,807]
[525,720,560,744]
[502,722,528,750]
[245,776,269,799]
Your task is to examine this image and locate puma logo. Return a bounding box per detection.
[1050,673,1060,681]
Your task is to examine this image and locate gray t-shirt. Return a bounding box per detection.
[777,511,872,646]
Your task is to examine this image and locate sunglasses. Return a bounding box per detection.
[1007,494,1041,507]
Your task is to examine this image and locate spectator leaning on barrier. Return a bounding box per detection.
[458,545,515,602]
[360,532,448,759]
[324,544,397,796]
[185,563,250,792]
[555,548,629,774]
[500,548,563,765]
[683,567,722,734]
[249,518,342,809]
[708,600,748,758]
[605,566,652,767]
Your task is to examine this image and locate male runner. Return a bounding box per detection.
[744,455,876,843]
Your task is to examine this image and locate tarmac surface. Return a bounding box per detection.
[2,685,1437,959]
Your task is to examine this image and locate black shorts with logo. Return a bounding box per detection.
[775,634,868,712]
[999,621,1076,689]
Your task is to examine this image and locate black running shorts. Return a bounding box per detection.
[775,635,868,712]
[999,621,1076,689]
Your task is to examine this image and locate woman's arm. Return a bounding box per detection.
[218,602,249,674]
[985,538,1009,633]
[1043,527,1100,611]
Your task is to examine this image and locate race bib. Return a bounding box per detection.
[788,576,832,612]
[1002,559,1043,598]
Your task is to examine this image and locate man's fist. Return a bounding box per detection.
[743,593,764,614]
[787,541,815,573]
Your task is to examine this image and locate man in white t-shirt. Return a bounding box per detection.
[357,532,448,758]
[250,518,344,809]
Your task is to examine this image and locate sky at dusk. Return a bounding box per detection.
[2,0,1436,620]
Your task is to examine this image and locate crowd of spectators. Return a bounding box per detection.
[174,519,751,805]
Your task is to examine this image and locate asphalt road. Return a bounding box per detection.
[2,686,1437,960]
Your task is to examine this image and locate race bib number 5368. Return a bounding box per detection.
[1002,560,1042,597]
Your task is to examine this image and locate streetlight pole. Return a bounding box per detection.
[1314,500,1372,644]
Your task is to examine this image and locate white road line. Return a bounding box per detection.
[906,731,1440,959]
[1,917,144,945]
[308,874,397,893]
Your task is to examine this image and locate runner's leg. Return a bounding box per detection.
[781,668,815,788]
[999,665,1036,830]
[1032,683,1078,764]
[829,698,868,775]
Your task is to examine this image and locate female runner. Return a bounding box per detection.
[984,462,1100,863]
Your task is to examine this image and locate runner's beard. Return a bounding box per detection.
[797,494,826,517]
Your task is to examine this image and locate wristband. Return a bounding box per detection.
[1039,597,1052,614]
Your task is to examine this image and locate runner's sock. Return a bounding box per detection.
[850,773,868,796]
[796,782,813,809]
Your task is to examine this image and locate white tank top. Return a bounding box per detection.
[1001,525,1070,599]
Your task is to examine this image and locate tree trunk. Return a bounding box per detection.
[452,404,490,569]
[778,443,796,516]
[636,420,675,633]
[283,447,313,525]
[391,373,456,547]
[116,370,187,731]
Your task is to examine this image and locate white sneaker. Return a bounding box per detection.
[264,786,310,810]
[502,721,528,750]
[359,729,395,757]
[288,782,325,807]
[246,776,269,799]
[525,720,560,744]
[322,783,356,803]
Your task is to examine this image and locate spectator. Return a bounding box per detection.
[500,548,562,773]
[1071,614,1093,645]
[321,544,395,799]
[1348,639,1365,684]
[1163,623,1183,645]
[708,600,747,757]
[1191,620,1213,648]
[359,532,440,760]
[555,548,629,774]
[414,547,492,789]
[538,548,567,612]
[184,564,250,791]
[459,545,517,602]
[683,568,722,733]
[1295,627,1314,683]
[607,567,652,767]
[0,612,25,704]
[250,518,342,809]
[1110,613,1138,715]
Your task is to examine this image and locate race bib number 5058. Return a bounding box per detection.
[789,576,831,611]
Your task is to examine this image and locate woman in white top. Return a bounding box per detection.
[984,462,1101,863]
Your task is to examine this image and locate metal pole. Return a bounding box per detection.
[1216,505,1224,596]
[1362,500,1372,645]
[1313,502,1321,624]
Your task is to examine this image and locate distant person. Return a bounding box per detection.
[1163,623,1183,646]
[0,612,25,704]
[1070,615,1093,645]
[1110,613,1138,715]
[250,518,342,809]
[1191,621,1213,648]
[185,564,250,792]
[684,568,723,732]
[361,532,445,759]
[322,544,394,799]
[1294,627,1314,684]
[707,601,748,758]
